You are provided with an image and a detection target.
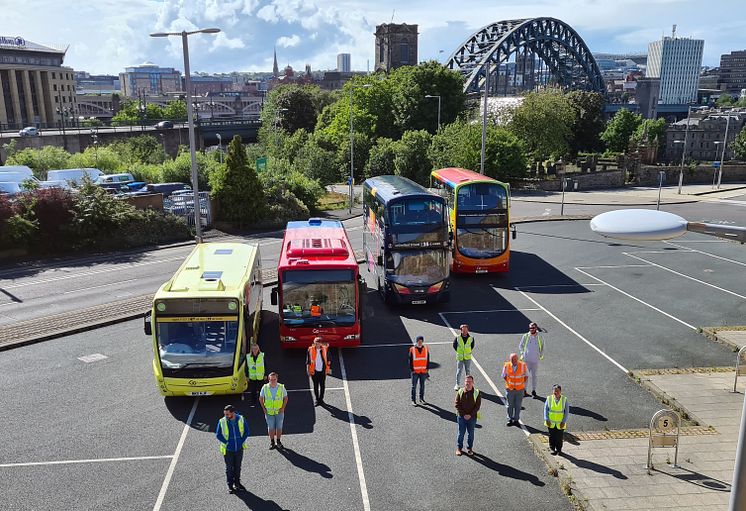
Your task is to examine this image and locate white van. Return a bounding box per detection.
[0,165,34,180]
[47,168,103,186]
[0,172,40,184]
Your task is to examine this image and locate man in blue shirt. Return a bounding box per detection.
[215,404,250,493]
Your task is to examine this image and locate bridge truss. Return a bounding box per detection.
[446,17,605,95]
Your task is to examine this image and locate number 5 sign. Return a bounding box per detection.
[647,409,681,474]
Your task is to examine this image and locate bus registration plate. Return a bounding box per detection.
[411,300,427,305]
[475,269,488,274]
[188,391,213,396]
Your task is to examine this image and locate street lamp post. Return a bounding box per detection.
[717,114,731,189]
[151,27,221,244]
[424,94,441,131]
[90,129,99,167]
[349,83,371,213]
[216,133,223,164]
[480,60,491,175]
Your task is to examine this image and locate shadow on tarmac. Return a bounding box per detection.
[561,452,628,479]
[532,397,608,423]
[658,466,731,491]
[234,489,290,510]
[468,453,546,486]
[276,446,333,478]
[492,251,593,296]
[418,402,458,423]
[319,401,373,429]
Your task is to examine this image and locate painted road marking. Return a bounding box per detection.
[510,288,630,374]
[663,241,746,267]
[623,252,746,300]
[0,455,173,468]
[438,312,530,437]
[515,285,603,290]
[63,279,139,295]
[356,341,453,348]
[574,268,696,331]
[338,350,371,511]
[575,264,649,270]
[152,397,199,511]
[441,308,541,314]
[77,353,108,363]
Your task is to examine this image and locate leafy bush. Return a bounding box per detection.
[17,189,75,250]
[6,146,71,178]
[261,189,310,227]
[4,214,38,246]
[210,135,265,227]
[293,139,340,186]
[160,151,220,189]
[260,161,323,213]
[67,146,125,173]
[365,138,397,178]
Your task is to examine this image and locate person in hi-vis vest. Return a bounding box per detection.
[306,337,331,406]
[544,384,569,455]
[518,322,545,398]
[245,343,266,407]
[453,324,475,391]
[408,335,430,405]
[215,404,249,494]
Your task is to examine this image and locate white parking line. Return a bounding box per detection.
[338,350,371,511]
[574,268,696,331]
[515,285,603,290]
[0,455,174,468]
[441,308,541,314]
[152,397,199,511]
[664,241,746,267]
[438,312,530,437]
[575,264,649,269]
[356,341,452,348]
[623,252,746,300]
[512,288,630,374]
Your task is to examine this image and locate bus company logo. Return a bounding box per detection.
[188,380,198,386]
[312,329,321,333]
[0,36,26,47]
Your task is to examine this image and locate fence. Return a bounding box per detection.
[163,191,212,228]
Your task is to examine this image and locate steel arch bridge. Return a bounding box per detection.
[446,17,605,94]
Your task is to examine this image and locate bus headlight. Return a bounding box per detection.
[427,282,444,294]
[344,334,360,340]
[281,336,297,342]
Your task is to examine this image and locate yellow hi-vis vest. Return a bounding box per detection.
[456,336,473,361]
[218,416,248,455]
[247,351,265,380]
[261,383,286,415]
[547,395,567,430]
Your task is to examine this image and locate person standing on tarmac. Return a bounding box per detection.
[306,337,331,406]
[260,372,288,450]
[215,405,249,494]
[518,322,545,398]
[502,352,528,426]
[408,335,430,406]
[545,384,569,455]
[245,343,266,407]
[455,375,481,457]
[453,324,475,391]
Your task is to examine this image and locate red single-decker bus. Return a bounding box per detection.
[271,218,363,348]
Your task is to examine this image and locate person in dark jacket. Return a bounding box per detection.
[454,375,482,457]
[215,404,250,494]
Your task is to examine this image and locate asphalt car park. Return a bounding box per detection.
[1,220,744,510]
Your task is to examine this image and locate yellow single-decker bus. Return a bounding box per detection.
[144,242,263,397]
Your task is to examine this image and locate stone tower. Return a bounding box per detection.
[374,23,418,72]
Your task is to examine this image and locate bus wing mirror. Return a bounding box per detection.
[270,287,278,306]
[511,225,517,240]
[144,311,152,336]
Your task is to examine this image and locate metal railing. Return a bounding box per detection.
[163,191,212,228]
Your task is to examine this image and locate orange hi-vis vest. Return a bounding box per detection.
[308,345,331,375]
[504,361,527,391]
[310,305,321,316]
[410,345,429,374]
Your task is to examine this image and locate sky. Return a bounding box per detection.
[1,0,743,75]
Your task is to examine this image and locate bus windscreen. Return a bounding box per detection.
[156,317,239,375]
[281,269,356,326]
[389,198,444,226]
[457,183,508,211]
[455,183,509,259]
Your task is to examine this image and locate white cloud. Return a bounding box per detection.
[277,34,301,48]
[212,32,246,50]
[256,5,279,23]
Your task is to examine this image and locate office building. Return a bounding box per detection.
[718,50,746,94]
[374,23,418,72]
[119,62,181,97]
[664,109,746,161]
[337,53,351,72]
[0,35,77,129]
[647,27,704,104]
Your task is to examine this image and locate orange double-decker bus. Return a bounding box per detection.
[431,167,512,274]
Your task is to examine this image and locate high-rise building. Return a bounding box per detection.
[374,23,418,72]
[337,53,351,73]
[119,62,182,97]
[646,27,703,104]
[718,50,746,94]
[0,35,77,129]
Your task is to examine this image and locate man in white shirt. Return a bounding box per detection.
[518,322,545,398]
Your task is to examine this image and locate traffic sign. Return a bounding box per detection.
[256,157,267,172]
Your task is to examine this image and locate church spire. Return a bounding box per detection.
[273,46,279,78]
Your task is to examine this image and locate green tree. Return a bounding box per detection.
[633,118,667,145]
[601,108,643,153]
[566,91,605,154]
[335,132,372,184]
[294,138,339,186]
[510,90,575,161]
[6,146,71,177]
[389,61,467,134]
[733,128,746,160]
[109,135,167,166]
[67,146,125,173]
[365,137,397,178]
[261,84,334,133]
[160,151,221,189]
[429,120,527,180]
[393,130,433,185]
[716,94,735,107]
[111,100,140,126]
[163,100,187,121]
[210,135,265,227]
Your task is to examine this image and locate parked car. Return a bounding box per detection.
[94,173,136,191]
[18,126,39,137]
[155,120,174,130]
[0,182,23,197]
[146,182,191,197]
[47,168,103,186]
[39,180,72,190]
[0,166,35,180]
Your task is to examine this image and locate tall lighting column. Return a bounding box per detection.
[150,27,221,243]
